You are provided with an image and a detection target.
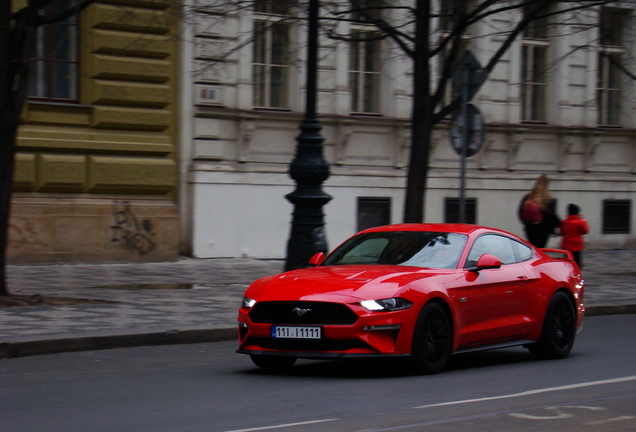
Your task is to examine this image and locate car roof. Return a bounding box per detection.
[358,223,503,236]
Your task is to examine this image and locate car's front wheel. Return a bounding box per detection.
[528,291,576,359]
[411,302,451,374]
[250,354,297,371]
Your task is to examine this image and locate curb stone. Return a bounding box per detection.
[0,328,236,359]
[2,305,634,359]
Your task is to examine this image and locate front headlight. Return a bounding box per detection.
[360,297,413,312]
[242,296,256,308]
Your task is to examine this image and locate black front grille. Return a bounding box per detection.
[247,337,368,352]
[250,301,358,325]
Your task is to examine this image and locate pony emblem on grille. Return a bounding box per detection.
[292,307,311,317]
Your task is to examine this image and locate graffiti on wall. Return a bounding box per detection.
[110,201,156,255]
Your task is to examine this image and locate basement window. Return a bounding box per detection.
[602,200,631,234]
[357,197,391,232]
[444,197,477,224]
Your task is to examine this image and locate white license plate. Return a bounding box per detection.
[271,326,321,339]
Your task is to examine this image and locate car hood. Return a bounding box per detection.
[245,265,451,303]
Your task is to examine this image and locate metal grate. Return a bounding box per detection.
[246,337,369,352]
[250,301,359,325]
[357,197,391,232]
[444,197,477,224]
[603,200,631,234]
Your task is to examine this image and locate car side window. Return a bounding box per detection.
[465,234,517,267]
[512,240,534,262]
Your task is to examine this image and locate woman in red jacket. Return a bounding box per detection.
[560,204,589,268]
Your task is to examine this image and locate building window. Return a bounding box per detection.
[437,37,468,109]
[253,4,291,109]
[349,31,382,114]
[520,5,549,122]
[27,0,79,101]
[439,0,468,33]
[444,197,476,224]
[350,0,384,23]
[602,200,631,234]
[436,0,470,109]
[597,8,625,127]
[521,44,548,122]
[254,0,292,15]
[357,197,391,232]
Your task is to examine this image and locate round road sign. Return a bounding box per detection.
[450,104,485,158]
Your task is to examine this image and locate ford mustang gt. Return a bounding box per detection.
[237,224,584,373]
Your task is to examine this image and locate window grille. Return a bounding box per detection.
[602,200,631,234]
[444,197,477,224]
[357,197,391,232]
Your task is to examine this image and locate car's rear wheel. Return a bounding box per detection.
[528,291,576,359]
[250,354,297,371]
[411,302,451,374]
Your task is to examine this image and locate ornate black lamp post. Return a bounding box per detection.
[284,0,331,271]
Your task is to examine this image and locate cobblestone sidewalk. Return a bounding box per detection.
[1,250,635,357]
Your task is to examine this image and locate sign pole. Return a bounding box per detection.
[459,65,470,224]
[450,50,488,224]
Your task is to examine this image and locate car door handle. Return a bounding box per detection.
[516,276,530,284]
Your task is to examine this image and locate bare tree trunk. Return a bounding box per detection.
[403,0,432,223]
[0,0,95,296]
[0,3,38,296]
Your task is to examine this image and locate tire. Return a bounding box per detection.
[528,291,576,360]
[411,302,451,374]
[250,354,297,371]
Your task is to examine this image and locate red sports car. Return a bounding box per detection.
[237,224,584,374]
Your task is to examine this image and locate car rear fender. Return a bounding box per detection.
[529,286,581,341]
[555,286,584,331]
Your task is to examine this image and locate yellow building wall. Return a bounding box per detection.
[9,0,180,263]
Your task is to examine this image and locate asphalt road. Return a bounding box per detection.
[2,315,635,432]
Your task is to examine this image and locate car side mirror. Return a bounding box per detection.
[309,252,325,266]
[469,253,502,272]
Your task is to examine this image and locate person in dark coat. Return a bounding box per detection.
[520,191,544,247]
[518,175,560,248]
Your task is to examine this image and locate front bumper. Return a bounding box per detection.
[236,348,410,360]
[236,306,417,358]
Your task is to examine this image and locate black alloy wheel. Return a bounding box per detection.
[411,302,451,374]
[528,291,576,359]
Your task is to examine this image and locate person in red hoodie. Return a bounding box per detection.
[560,204,589,268]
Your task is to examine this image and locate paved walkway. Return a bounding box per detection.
[2,249,635,358]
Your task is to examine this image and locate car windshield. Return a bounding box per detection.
[322,231,468,269]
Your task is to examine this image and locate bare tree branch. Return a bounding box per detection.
[35,0,98,26]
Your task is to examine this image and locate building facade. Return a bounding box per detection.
[180,0,636,260]
[9,0,180,263]
[12,1,634,264]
